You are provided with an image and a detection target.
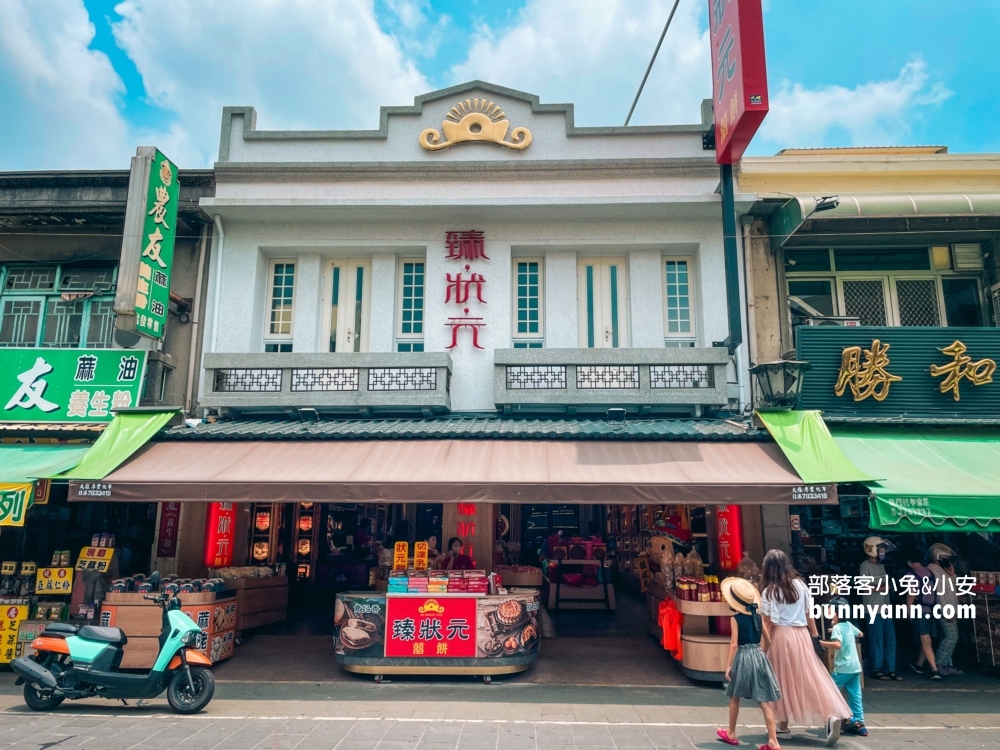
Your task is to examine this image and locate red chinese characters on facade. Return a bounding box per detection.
[708,0,769,164]
[444,231,488,350]
[715,504,744,571]
[203,502,238,568]
[156,502,181,558]
[456,503,477,562]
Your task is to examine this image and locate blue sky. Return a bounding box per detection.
[1,0,997,170]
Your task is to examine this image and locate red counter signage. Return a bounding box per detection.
[385,597,477,658]
[203,502,237,568]
[708,0,769,164]
[716,504,745,571]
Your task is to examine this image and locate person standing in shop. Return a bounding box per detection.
[905,551,941,680]
[928,544,961,676]
[437,537,474,571]
[860,536,902,681]
[760,549,850,747]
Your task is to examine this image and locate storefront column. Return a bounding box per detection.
[741,504,765,564]
[441,502,494,576]
[761,504,791,556]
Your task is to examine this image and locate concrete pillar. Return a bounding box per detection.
[369,253,398,353]
[292,254,322,352]
[544,251,578,348]
[628,249,664,347]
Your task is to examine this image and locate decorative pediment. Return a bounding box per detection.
[420,99,532,152]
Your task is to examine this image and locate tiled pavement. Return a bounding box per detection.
[0,677,998,750]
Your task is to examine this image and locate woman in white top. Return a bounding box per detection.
[760,550,850,746]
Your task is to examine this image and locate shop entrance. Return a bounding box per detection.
[214,501,723,687]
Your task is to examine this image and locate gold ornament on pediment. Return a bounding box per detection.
[419,99,532,151]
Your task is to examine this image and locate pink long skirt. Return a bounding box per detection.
[767,625,851,728]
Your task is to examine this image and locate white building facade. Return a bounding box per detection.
[198,82,751,417]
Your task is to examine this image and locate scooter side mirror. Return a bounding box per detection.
[167,597,181,611]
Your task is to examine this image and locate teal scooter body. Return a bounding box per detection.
[10,592,216,714]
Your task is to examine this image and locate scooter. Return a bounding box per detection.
[11,590,215,714]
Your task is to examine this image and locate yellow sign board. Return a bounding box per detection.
[0,605,29,663]
[392,541,409,571]
[36,567,73,594]
[0,485,30,527]
[413,542,429,570]
[0,562,15,576]
[20,562,36,576]
[75,547,114,573]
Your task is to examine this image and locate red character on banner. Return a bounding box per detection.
[445,311,485,349]
[157,502,181,558]
[445,268,487,305]
[203,502,238,568]
[715,505,744,571]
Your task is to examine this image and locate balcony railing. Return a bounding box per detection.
[200,352,451,416]
[494,348,729,415]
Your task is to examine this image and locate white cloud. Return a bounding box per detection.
[0,0,129,169]
[757,59,953,150]
[111,0,430,167]
[450,0,712,127]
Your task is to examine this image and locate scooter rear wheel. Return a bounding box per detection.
[23,684,64,711]
[166,667,215,714]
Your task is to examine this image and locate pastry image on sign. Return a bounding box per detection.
[420,99,532,151]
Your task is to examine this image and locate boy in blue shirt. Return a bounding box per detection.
[821,597,868,737]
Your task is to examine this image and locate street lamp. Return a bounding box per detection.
[749,360,811,409]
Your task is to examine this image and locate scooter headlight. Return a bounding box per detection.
[182,630,200,647]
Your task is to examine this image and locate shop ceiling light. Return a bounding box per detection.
[749,360,811,409]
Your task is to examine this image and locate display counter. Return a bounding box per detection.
[101,591,238,669]
[224,576,288,633]
[333,589,540,682]
[672,597,731,681]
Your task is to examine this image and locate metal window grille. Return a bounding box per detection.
[86,299,115,348]
[291,368,359,392]
[368,368,437,391]
[0,299,41,346]
[896,279,941,326]
[41,298,84,348]
[399,262,425,336]
[650,365,714,389]
[506,365,566,389]
[268,262,295,336]
[576,365,639,389]
[59,267,116,293]
[665,260,692,334]
[842,280,888,326]
[214,368,282,392]
[4,267,56,292]
[515,261,541,335]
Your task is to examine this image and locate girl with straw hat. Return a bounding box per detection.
[717,576,782,750]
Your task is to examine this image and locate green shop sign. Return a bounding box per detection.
[115,147,179,340]
[1,349,147,423]
[797,326,1000,419]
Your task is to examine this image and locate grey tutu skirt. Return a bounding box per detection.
[725,644,782,703]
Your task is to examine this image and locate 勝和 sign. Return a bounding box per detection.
[385,597,477,658]
[0,349,146,423]
[36,567,73,594]
[708,0,769,164]
[203,503,237,568]
[115,147,180,340]
[797,326,1000,419]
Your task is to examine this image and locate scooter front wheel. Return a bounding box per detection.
[166,666,215,714]
[23,684,64,712]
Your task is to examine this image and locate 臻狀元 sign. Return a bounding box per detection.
[1,349,146,423]
[384,597,477,658]
[115,147,180,340]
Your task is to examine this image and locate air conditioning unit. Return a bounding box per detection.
[804,316,861,327]
[952,243,984,271]
[991,283,1000,327]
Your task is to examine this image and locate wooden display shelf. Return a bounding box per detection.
[499,570,543,587]
[674,598,732,617]
[224,576,288,634]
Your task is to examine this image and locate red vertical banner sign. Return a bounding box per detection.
[156,502,181,558]
[456,503,477,565]
[715,505,744,571]
[708,0,769,164]
[203,502,237,568]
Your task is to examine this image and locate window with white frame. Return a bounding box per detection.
[0,264,117,348]
[396,259,425,352]
[512,259,543,348]
[784,247,985,328]
[263,260,295,352]
[663,258,696,346]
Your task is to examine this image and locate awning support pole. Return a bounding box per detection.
[717,163,743,355]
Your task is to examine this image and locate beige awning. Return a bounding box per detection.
[68,440,835,505]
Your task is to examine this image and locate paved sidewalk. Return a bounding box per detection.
[0,676,998,749]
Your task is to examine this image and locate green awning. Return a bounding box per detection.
[0,445,91,484]
[756,410,874,484]
[832,427,1000,532]
[58,410,176,480]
